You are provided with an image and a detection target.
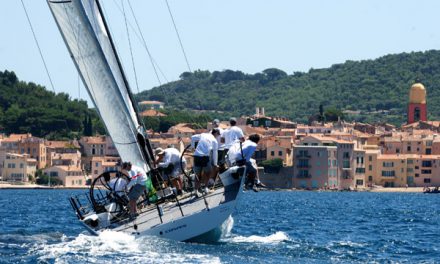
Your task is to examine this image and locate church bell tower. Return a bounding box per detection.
[407,82,427,124]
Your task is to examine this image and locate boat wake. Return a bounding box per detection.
[31,231,220,264]
[220,216,288,244]
[224,231,289,244]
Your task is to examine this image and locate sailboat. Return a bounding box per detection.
[47,0,247,242]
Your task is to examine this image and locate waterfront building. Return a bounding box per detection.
[90,156,121,181]
[43,165,86,187]
[266,136,293,166]
[353,149,366,188]
[2,153,36,182]
[17,136,46,170]
[79,136,118,172]
[45,140,81,167]
[293,136,338,189]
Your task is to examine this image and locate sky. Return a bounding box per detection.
[1,0,440,107]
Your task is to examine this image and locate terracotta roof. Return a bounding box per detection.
[140,109,167,117]
[81,136,106,144]
[46,165,83,172]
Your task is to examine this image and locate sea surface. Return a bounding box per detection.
[0,189,439,263]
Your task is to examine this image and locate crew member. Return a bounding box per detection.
[227,134,265,189]
[223,117,245,154]
[122,162,148,219]
[154,147,187,195]
[193,128,220,193]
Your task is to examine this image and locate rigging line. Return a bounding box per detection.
[164,0,192,72]
[121,0,140,94]
[111,0,170,86]
[20,0,56,93]
[126,0,162,87]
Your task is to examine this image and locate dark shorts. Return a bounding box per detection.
[128,183,146,200]
[193,156,212,174]
[246,161,257,175]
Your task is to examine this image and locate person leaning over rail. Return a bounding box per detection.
[227,134,265,189]
[154,147,187,195]
[122,162,148,219]
[193,128,220,194]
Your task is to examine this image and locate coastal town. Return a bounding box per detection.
[0,82,439,191]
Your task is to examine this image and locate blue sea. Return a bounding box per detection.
[0,189,439,263]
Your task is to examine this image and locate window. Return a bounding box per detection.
[415,173,419,178]
[407,168,414,173]
[382,171,395,177]
[271,151,275,156]
[424,178,431,183]
[328,160,331,167]
[278,151,282,156]
[369,165,372,171]
[343,152,350,159]
[426,148,432,155]
[407,159,413,164]
[369,156,372,162]
[421,170,432,174]
[415,166,419,169]
[332,160,337,166]
[19,163,23,169]
[407,146,411,152]
[343,160,350,168]
[356,179,363,186]
[355,168,365,173]
[95,162,99,167]
[94,170,98,174]
[383,162,394,167]
[317,151,321,157]
[422,161,432,167]
[368,176,373,182]
[361,157,364,164]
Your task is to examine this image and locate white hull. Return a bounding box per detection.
[81,166,246,242]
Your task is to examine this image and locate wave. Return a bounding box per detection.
[30,231,220,264]
[224,231,289,244]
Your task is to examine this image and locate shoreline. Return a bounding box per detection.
[0,183,88,190]
[0,183,427,192]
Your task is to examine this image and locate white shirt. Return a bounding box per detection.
[127,165,148,187]
[158,148,186,169]
[227,140,257,164]
[194,132,219,165]
[215,127,225,150]
[191,134,201,149]
[224,126,244,149]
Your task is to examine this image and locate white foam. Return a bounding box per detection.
[220,215,234,238]
[227,231,289,244]
[32,231,221,263]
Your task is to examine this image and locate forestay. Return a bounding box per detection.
[47,0,148,170]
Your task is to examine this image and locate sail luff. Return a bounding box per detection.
[47,0,149,171]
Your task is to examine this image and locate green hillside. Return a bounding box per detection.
[0,70,104,139]
[138,50,440,125]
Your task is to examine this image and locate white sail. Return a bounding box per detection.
[47,0,149,170]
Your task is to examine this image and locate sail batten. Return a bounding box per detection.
[48,0,149,171]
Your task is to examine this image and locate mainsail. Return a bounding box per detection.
[47,0,149,170]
